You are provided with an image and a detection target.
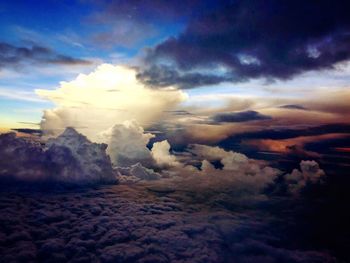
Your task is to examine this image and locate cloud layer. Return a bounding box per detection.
[0,42,91,70]
[0,184,335,262]
[212,110,271,123]
[141,0,350,88]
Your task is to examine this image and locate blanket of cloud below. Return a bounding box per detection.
[0,185,335,263]
[0,126,332,261]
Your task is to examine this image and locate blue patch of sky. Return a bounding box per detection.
[0,98,50,125]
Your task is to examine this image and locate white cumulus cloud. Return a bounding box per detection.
[151,140,182,168]
[36,64,187,140]
[100,120,155,167]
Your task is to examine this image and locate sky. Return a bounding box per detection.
[1,1,350,262]
[1,0,349,173]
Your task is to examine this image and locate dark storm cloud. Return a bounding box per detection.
[136,65,232,89]
[303,135,350,175]
[11,128,43,136]
[305,135,350,155]
[142,0,350,88]
[0,128,116,185]
[212,110,272,123]
[279,104,308,110]
[220,123,350,142]
[163,110,193,116]
[0,42,91,69]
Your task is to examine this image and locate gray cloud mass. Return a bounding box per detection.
[0,42,91,70]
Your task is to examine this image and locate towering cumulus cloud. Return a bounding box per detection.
[0,128,116,185]
[36,64,187,140]
[101,120,155,167]
[151,140,182,168]
[285,160,325,194]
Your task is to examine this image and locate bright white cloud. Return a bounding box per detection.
[146,144,281,201]
[100,120,155,167]
[188,144,249,171]
[186,145,280,193]
[151,140,182,168]
[36,64,187,140]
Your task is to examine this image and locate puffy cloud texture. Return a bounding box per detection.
[151,140,182,168]
[285,160,325,193]
[184,145,280,196]
[101,120,155,167]
[115,163,161,183]
[0,184,335,262]
[0,128,116,185]
[36,64,187,140]
[145,144,282,202]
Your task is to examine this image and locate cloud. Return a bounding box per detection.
[285,160,325,194]
[143,0,350,88]
[151,140,182,168]
[36,64,187,140]
[0,182,335,263]
[147,144,281,201]
[188,144,250,169]
[0,133,48,182]
[11,128,43,136]
[189,145,280,189]
[219,123,350,142]
[0,87,46,102]
[216,123,350,163]
[147,143,329,201]
[100,120,155,167]
[115,163,161,183]
[137,65,232,89]
[306,89,350,115]
[0,42,91,70]
[0,128,116,185]
[212,110,272,123]
[163,110,193,116]
[279,104,308,110]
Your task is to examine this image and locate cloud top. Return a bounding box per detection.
[0,128,116,185]
[36,64,187,140]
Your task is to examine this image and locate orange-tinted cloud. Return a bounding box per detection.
[244,133,349,158]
